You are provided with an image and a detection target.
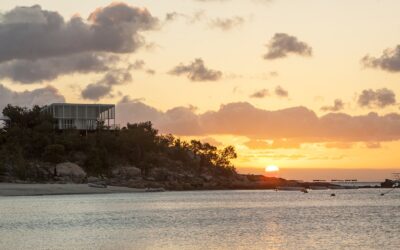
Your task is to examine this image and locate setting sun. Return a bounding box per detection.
[266,165,280,172]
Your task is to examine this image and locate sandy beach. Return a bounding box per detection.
[0,183,147,196]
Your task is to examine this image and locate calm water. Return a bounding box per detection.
[0,189,399,250]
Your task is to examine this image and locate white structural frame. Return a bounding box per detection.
[42,103,116,130]
[0,115,10,128]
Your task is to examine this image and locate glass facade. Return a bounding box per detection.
[42,103,116,130]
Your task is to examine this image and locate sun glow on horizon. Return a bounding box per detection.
[265,165,280,172]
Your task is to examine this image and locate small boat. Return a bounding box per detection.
[88,183,107,188]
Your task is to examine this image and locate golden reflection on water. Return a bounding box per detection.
[0,189,399,249]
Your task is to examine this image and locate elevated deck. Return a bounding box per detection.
[42,103,116,130]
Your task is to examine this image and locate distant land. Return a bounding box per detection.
[239,168,399,182]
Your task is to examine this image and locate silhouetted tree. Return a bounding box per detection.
[0,105,238,180]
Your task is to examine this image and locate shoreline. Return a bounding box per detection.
[0,182,388,197]
[0,183,148,197]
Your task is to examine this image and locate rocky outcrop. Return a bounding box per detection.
[55,162,86,183]
[112,165,141,180]
[381,179,396,188]
[4,161,305,191]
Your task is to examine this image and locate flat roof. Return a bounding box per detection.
[47,103,114,107]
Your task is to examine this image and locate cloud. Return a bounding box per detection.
[275,86,288,98]
[364,141,381,149]
[165,12,181,22]
[200,103,319,139]
[200,137,223,146]
[81,68,132,101]
[130,60,146,70]
[0,53,117,84]
[245,139,300,149]
[321,99,344,112]
[81,84,112,102]
[169,58,222,81]
[1,4,158,62]
[117,96,163,124]
[194,0,230,2]
[146,69,156,75]
[362,45,400,72]
[117,100,400,143]
[165,10,245,32]
[357,88,396,108]
[117,96,203,135]
[270,71,278,77]
[0,3,158,83]
[0,84,65,111]
[209,16,245,31]
[164,11,205,24]
[324,142,353,149]
[250,86,288,98]
[194,0,272,3]
[264,33,312,60]
[250,89,269,98]
[129,60,156,75]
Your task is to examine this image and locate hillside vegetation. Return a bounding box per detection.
[0,105,296,190]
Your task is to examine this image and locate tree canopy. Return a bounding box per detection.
[0,105,237,180]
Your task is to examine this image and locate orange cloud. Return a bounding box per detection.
[117,99,400,144]
[324,142,353,149]
[245,139,301,149]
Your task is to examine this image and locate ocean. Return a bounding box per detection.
[0,189,399,249]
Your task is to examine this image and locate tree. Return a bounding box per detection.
[42,144,65,164]
[1,105,238,182]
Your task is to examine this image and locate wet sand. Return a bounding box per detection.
[0,183,146,196]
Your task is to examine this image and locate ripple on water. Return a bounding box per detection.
[0,189,399,250]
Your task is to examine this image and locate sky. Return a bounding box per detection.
[1,0,400,181]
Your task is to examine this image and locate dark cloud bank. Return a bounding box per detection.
[0,4,158,63]
[0,2,159,102]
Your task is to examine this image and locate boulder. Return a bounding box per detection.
[125,167,141,178]
[32,162,55,181]
[112,166,141,179]
[55,162,86,183]
[381,179,395,188]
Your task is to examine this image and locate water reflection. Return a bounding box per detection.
[0,189,399,249]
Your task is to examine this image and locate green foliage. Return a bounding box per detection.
[0,105,237,179]
[42,144,65,164]
[4,144,27,180]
